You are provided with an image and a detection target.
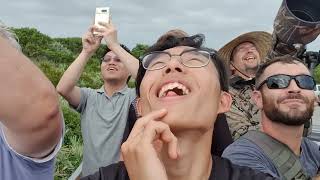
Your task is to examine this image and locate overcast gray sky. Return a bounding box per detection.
[1,0,319,50]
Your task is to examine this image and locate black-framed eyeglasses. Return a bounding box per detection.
[141,48,214,71]
[256,74,316,90]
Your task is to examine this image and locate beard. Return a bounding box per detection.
[262,93,314,126]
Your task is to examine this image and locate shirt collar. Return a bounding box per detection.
[230,75,256,89]
[97,85,130,95]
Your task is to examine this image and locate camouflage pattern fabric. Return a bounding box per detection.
[226,76,260,140]
[268,0,320,60]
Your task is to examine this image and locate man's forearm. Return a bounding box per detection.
[109,44,139,79]
[56,51,92,94]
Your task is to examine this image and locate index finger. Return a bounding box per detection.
[127,109,167,141]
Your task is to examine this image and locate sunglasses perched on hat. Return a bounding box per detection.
[256,74,316,90]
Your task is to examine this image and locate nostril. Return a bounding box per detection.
[165,68,171,74]
[175,67,182,72]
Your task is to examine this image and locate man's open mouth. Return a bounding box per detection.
[107,67,118,71]
[158,82,190,98]
[243,56,256,61]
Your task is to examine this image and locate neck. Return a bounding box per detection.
[261,114,304,155]
[103,80,127,97]
[233,68,256,80]
[160,130,213,180]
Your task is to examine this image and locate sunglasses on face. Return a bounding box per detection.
[256,74,316,90]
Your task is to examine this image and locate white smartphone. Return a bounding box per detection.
[94,7,110,34]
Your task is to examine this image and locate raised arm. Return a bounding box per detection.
[96,22,139,79]
[0,36,63,158]
[56,26,102,107]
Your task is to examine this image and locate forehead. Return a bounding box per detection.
[104,51,117,58]
[163,46,195,54]
[262,62,310,78]
[234,42,256,51]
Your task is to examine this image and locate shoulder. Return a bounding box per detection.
[81,161,129,180]
[125,88,137,99]
[301,137,320,162]
[212,156,277,180]
[222,137,279,177]
[223,137,263,157]
[302,138,319,149]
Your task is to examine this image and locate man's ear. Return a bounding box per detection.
[135,98,142,117]
[217,91,232,114]
[252,90,263,109]
[229,62,235,71]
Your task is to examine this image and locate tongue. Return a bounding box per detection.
[166,91,179,97]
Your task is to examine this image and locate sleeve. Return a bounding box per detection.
[0,116,65,164]
[74,87,94,113]
[222,138,279,178]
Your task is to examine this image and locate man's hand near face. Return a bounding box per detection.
[121,109,179,180]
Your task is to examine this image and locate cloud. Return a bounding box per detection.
[1,0,319,50]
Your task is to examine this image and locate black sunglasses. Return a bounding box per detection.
[256,74,316,90]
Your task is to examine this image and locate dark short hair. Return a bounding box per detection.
[135,34,229,97]
[255,55,306,87]
[101,44,131,63]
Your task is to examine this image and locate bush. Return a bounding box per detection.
[34,60,65,87]
[314,65,320,83]
[55,98,83,180]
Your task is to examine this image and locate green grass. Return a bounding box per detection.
[54,98,83,180]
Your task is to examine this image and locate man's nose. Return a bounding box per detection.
[163,56,184,74]
[287,79,302,93]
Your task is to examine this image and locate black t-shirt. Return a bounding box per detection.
[81,156,277,180]
[122,103,233,157]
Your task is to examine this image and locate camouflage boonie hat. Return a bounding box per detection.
[218,31,272,64]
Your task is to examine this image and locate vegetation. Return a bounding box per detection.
[12,27,148,179]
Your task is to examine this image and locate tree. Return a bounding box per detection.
[313,65,320,84]
[131,43,149,58]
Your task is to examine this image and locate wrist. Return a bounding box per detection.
[80,50,94,58]
[106,41,120,50]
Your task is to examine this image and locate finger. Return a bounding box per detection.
[98,21,109,27]
[127,109,167,141]
[88,26,95,34]
[143,121,178,159]
[121,130,144,160]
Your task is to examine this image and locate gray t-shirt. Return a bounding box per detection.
[222,137,320,178]
[0,124,63,180]
[76,86,136,176]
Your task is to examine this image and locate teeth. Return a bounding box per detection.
[158,82,190,98]
[244,56,255,61]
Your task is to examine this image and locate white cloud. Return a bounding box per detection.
[1,0,319,51]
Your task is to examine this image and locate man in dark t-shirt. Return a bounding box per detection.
[82,34,276,180]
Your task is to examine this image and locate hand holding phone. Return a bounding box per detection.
[94,7,110,35]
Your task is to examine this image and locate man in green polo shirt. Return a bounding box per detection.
[57,25,136,176]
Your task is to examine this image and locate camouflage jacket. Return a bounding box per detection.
[226,76,260,140]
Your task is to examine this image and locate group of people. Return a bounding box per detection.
[0,15,319,180]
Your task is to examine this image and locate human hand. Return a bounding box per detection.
[121,109,179,180]
[81,26,102,56]
[94,21,119,49]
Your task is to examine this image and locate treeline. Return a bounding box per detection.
[13,27,149,88]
